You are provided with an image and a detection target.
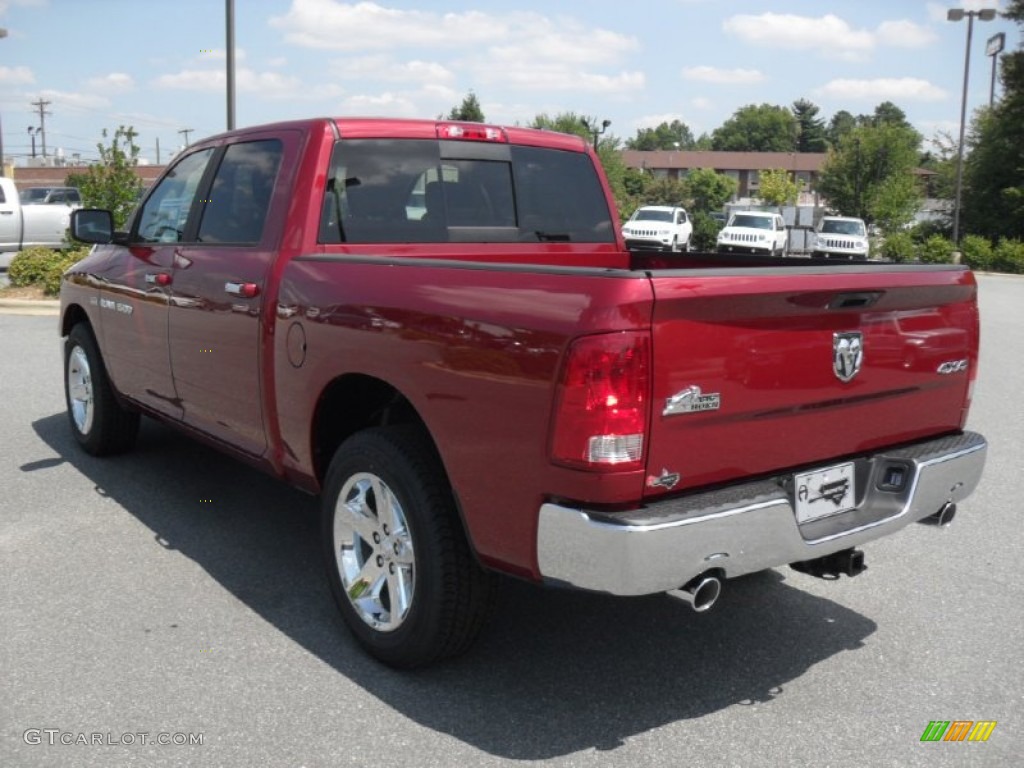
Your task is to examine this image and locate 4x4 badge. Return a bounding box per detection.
[833,332,863,382]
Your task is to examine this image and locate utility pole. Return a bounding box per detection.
[30,98,52,158]
[178,128,193,147]
[226,0,236,130]
[156,137,161,165]
[123,126,139,158]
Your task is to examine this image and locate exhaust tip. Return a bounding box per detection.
[920,502,957,527]
[669,574,722,613]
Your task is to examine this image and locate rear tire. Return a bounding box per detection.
[321,425,497,668]
[64,323,140,456]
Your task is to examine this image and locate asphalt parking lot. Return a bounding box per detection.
[1,274,1021,767]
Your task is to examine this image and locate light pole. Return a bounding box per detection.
[0,27,8,177]
[948,7,996,245]
[584,118,611,150]
[27,126,39,158]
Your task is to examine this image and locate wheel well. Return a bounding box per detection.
[312,374,428,485]
[61,303,90,337]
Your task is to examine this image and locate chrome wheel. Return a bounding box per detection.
[67,345,94,435]
[333,472,415,632]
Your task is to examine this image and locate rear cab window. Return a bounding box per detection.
[319,138,614,245]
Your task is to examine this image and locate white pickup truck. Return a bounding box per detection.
[621,205,693,252]
[0,177,76,253]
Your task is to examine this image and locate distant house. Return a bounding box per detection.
[620,150,826,205]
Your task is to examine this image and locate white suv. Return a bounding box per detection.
[622,205,693,252]
[716,211,788,256]
[813,216,869,260]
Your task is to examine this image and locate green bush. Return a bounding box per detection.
[960,235,994,271]
[918,234,956,264]
[880,231,916,263]
[8,246,90,296]
[992,238,1024,275]
[690,211,723,252]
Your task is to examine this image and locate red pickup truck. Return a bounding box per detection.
[62,118,987,667]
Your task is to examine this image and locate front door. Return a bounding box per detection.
[99,148,216,418]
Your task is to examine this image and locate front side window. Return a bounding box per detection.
[136,149,215,243]
[197,140,283,244]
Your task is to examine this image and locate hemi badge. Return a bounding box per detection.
[664,385,721,416]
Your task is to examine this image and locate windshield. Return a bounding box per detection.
[820,219,866,236]
[632,209,673,223]
[20,188,50,203]
[730,214,773,230]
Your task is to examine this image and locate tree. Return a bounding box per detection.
[792,99,829,152]
[74,126,143,229]
[446,91,485,122]
[758,168,801,207]
[870,101,911,130]
[962,0,1024,240]
[816,122,921,230]
[711,104,798,152]
[685,167,736,211]
[626,120,695,150]
[827,110,857,147]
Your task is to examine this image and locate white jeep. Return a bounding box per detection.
[716,211,788,256]
[622,205,693,252]
[812,216,869,260]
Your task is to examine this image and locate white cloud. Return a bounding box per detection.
[154,67,341,100]
[681,66,764,84]
[876,20,937,48]
[690,97,714,111]
[332,56,454,84]
[724,13,875,58]
[0,65,34,85]
[0,0,45,15]
[815,77,947,102]
[270,0,508,51]
[38,88,111,111]
[86,72,135,92]
[273,2,640,96]
[338,91,418,116]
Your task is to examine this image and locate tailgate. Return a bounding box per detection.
[644,266,978,496]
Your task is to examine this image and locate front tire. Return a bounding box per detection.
[64,323,140,455]
[321,425,497,668]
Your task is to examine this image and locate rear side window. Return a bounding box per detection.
[320,138,613,244]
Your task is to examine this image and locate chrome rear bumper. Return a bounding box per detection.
[537,432,987,596]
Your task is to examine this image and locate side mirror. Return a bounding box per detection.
[70,208,114,244]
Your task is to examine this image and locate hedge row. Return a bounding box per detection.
[880,233,1024,274]
[7,246,91,296]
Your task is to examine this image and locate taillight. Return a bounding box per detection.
[436,123,507,142]
[551,331,650,471]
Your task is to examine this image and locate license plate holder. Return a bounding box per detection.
[794,462,856,523]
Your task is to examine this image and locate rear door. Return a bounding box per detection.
[644,266,978,496]
[168,133,292,456]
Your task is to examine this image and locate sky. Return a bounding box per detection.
[0,0,1018,166]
